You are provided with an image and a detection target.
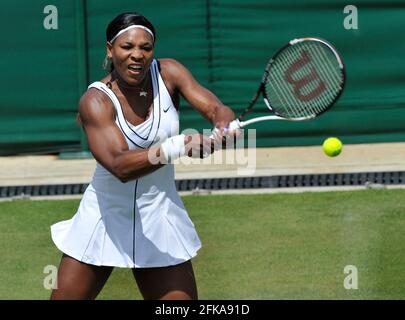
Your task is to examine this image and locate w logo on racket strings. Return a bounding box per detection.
[284,50,326,102]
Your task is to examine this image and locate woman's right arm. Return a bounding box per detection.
[78,90,164,182]
[78,90,212,182]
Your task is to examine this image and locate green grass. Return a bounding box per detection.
[0,189,404,299]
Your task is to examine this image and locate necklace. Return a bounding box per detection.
[113,72,149,97]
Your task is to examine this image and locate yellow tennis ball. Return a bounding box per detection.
[322,137,342,157]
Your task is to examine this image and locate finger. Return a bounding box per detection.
[203,139,214,155]
[212,131,224,146]
[199,145,212,158]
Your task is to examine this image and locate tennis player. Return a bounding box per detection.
[50,12,237,300]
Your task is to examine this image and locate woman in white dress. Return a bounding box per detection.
[50,12,237,300]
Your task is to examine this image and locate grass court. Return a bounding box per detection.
[0,189,404,299]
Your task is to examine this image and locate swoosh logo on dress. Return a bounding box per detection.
[163,104,172,113]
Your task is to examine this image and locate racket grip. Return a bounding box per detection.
[228,119,242,130]
[209,119,241,139]
[203,119,241,158]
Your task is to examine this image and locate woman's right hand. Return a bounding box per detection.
[184,134,214,158]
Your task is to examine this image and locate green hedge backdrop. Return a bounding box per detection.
[1,0,404,155]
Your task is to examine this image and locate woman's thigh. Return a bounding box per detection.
[50,254,113,300]
[132,260,197,300]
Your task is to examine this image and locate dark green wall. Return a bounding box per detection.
[1,0,405,155]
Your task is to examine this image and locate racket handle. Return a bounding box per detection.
[203,119,242,158]
[228,119,242,130]
[209,119,242,139]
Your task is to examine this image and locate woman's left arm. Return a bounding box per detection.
[160,59,236,131]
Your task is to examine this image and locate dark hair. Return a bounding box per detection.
[105,12,156,72]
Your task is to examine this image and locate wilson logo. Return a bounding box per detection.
[284,50,326,102]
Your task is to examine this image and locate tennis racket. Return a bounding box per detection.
[215,37,345,133]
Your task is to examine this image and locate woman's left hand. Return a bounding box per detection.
[211,106,242,149]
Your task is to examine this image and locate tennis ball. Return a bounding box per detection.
[322,137,342,157]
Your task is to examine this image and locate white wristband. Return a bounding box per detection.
[160,134,186,162]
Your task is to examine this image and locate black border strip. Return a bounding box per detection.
[1,171,404,198]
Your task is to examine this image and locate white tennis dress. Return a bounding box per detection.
[51,59,201,268]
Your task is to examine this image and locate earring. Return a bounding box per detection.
[102,55,111,70]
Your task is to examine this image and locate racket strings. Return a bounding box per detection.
[268,53,314,118]
[280,47,325,117]
[272,46,324,117]
[268,47,312,118]
[267,62,299,118]
[265,41,344,119]
[305,43,342,99]
[289,43,340,114]
[290,43,330,114]
[267,52,315,118]
[296,44,337,112]
[309,46,341,114]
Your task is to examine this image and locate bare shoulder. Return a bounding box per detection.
[159,58,184,71]
[159,58,192,78]
[158,58,195,91]
[78,88,115,125]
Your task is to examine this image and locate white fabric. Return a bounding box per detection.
[51,60,201,268]
[110,25,154,43]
